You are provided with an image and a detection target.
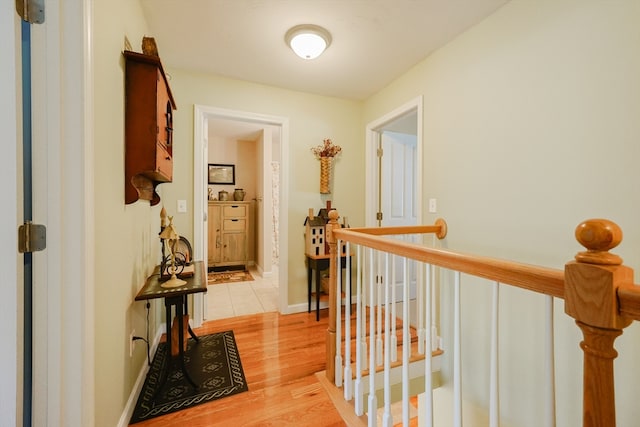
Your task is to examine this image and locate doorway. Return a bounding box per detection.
[365,97,422,304]
[193,105,289,322]
[365,96,422,228]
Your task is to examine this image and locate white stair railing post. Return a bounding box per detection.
[402,257,410,426]
[544,295,556,427]
[355,245,364,415]
[335,240,343,387]
[418,250,425,355]
[367,248,378,427]
[489,282,500,427]
[382,253,393,427]
[423,263,434,427]
[453,271,462,427]
[344,242,353,401]
[391,251,398,362]
[376,251,383,367]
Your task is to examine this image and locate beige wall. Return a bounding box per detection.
[93,0,164,425]
[92,0,640,424]
[364,0,640,425]
[162,68,365,307]
[91,25,363,422]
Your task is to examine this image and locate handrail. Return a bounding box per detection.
[325,212,640,427]
[333,225,565,299]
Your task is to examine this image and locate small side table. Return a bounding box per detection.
[135,260,207,398]
[305,253,352,321]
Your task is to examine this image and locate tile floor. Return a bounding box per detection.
[205,266,279,321]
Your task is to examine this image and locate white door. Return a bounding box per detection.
[365,98,422,307]
[380,131,417,228]
[380,130,418,300]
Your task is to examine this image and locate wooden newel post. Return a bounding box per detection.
[564,219,634,427]
[325,209,341,381]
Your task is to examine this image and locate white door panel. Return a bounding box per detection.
[381,131,418,301]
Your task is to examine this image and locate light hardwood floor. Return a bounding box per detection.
[133,310,347,427]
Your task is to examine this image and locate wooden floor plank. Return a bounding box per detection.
[131,311,346,426]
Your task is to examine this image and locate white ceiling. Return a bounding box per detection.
[140,0,510,102]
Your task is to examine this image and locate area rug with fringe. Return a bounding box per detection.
[129,330,248,424]
[207,270,254,285]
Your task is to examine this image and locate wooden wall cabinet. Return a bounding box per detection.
[208,201,250,269]
[124,50,177,205]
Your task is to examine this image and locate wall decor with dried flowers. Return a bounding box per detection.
[311,139,341,193]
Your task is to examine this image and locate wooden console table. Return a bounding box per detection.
[135,260,207,397]
[305,253,352,321]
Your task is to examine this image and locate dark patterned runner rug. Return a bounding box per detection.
[129,330,248,424]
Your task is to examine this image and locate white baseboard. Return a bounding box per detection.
[116,324,165,427]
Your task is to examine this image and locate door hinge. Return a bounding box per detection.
[16,0,45,24]
[376,212,383,221]
[18,221,46,253]
[377,147,383,157]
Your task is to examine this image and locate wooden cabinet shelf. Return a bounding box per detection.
[124,50,177,205]
[208,201,250,269]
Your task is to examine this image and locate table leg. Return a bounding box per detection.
[151,301,173,401]
[176,300,197,389]
[183,294,199,342]
[316,265,321,321]
[307,262,312,313]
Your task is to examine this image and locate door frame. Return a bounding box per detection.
[2,0,94,424]
[365,96,423,227]
[193,105,289,319]
[1,5,20,424]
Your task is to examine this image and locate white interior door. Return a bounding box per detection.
[380,130,418,300]
[365,97,422,306]
[380,131,417,228]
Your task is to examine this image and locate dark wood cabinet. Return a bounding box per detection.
[124,50,177,205]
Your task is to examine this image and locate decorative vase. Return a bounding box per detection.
[233,188,245,201]
[320,157,332,194]
[218,190,229,201]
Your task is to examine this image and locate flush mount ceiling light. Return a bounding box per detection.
[285,24,332,60]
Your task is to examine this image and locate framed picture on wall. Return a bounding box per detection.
[208,163,235,185]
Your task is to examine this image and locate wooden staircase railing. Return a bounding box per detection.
[324,211,640,426]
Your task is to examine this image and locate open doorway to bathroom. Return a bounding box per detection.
[193,105,289,322]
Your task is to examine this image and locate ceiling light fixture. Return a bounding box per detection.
[285,24,332,60]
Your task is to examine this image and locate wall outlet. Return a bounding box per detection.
[177,199,187,213]
[129,329,135,357]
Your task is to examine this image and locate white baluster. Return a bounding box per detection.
[355,245,364,416]
[418,251,425,355]
[402,257,410,426]
[367,248,378,427]
[391,251,398,362]
[335,240,343,387]
[453,271,462,427]
[376,251,383,367]
[382,253,393,427]
[545,296,556,427]
[424,263,434,427]
[489,282,499,427]
[344,242,353,401]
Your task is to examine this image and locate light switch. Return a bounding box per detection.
[428,198,437,213]
[177,199,187,213]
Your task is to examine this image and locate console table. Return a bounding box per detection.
[305,253,352,321]
[135,260,207,397]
